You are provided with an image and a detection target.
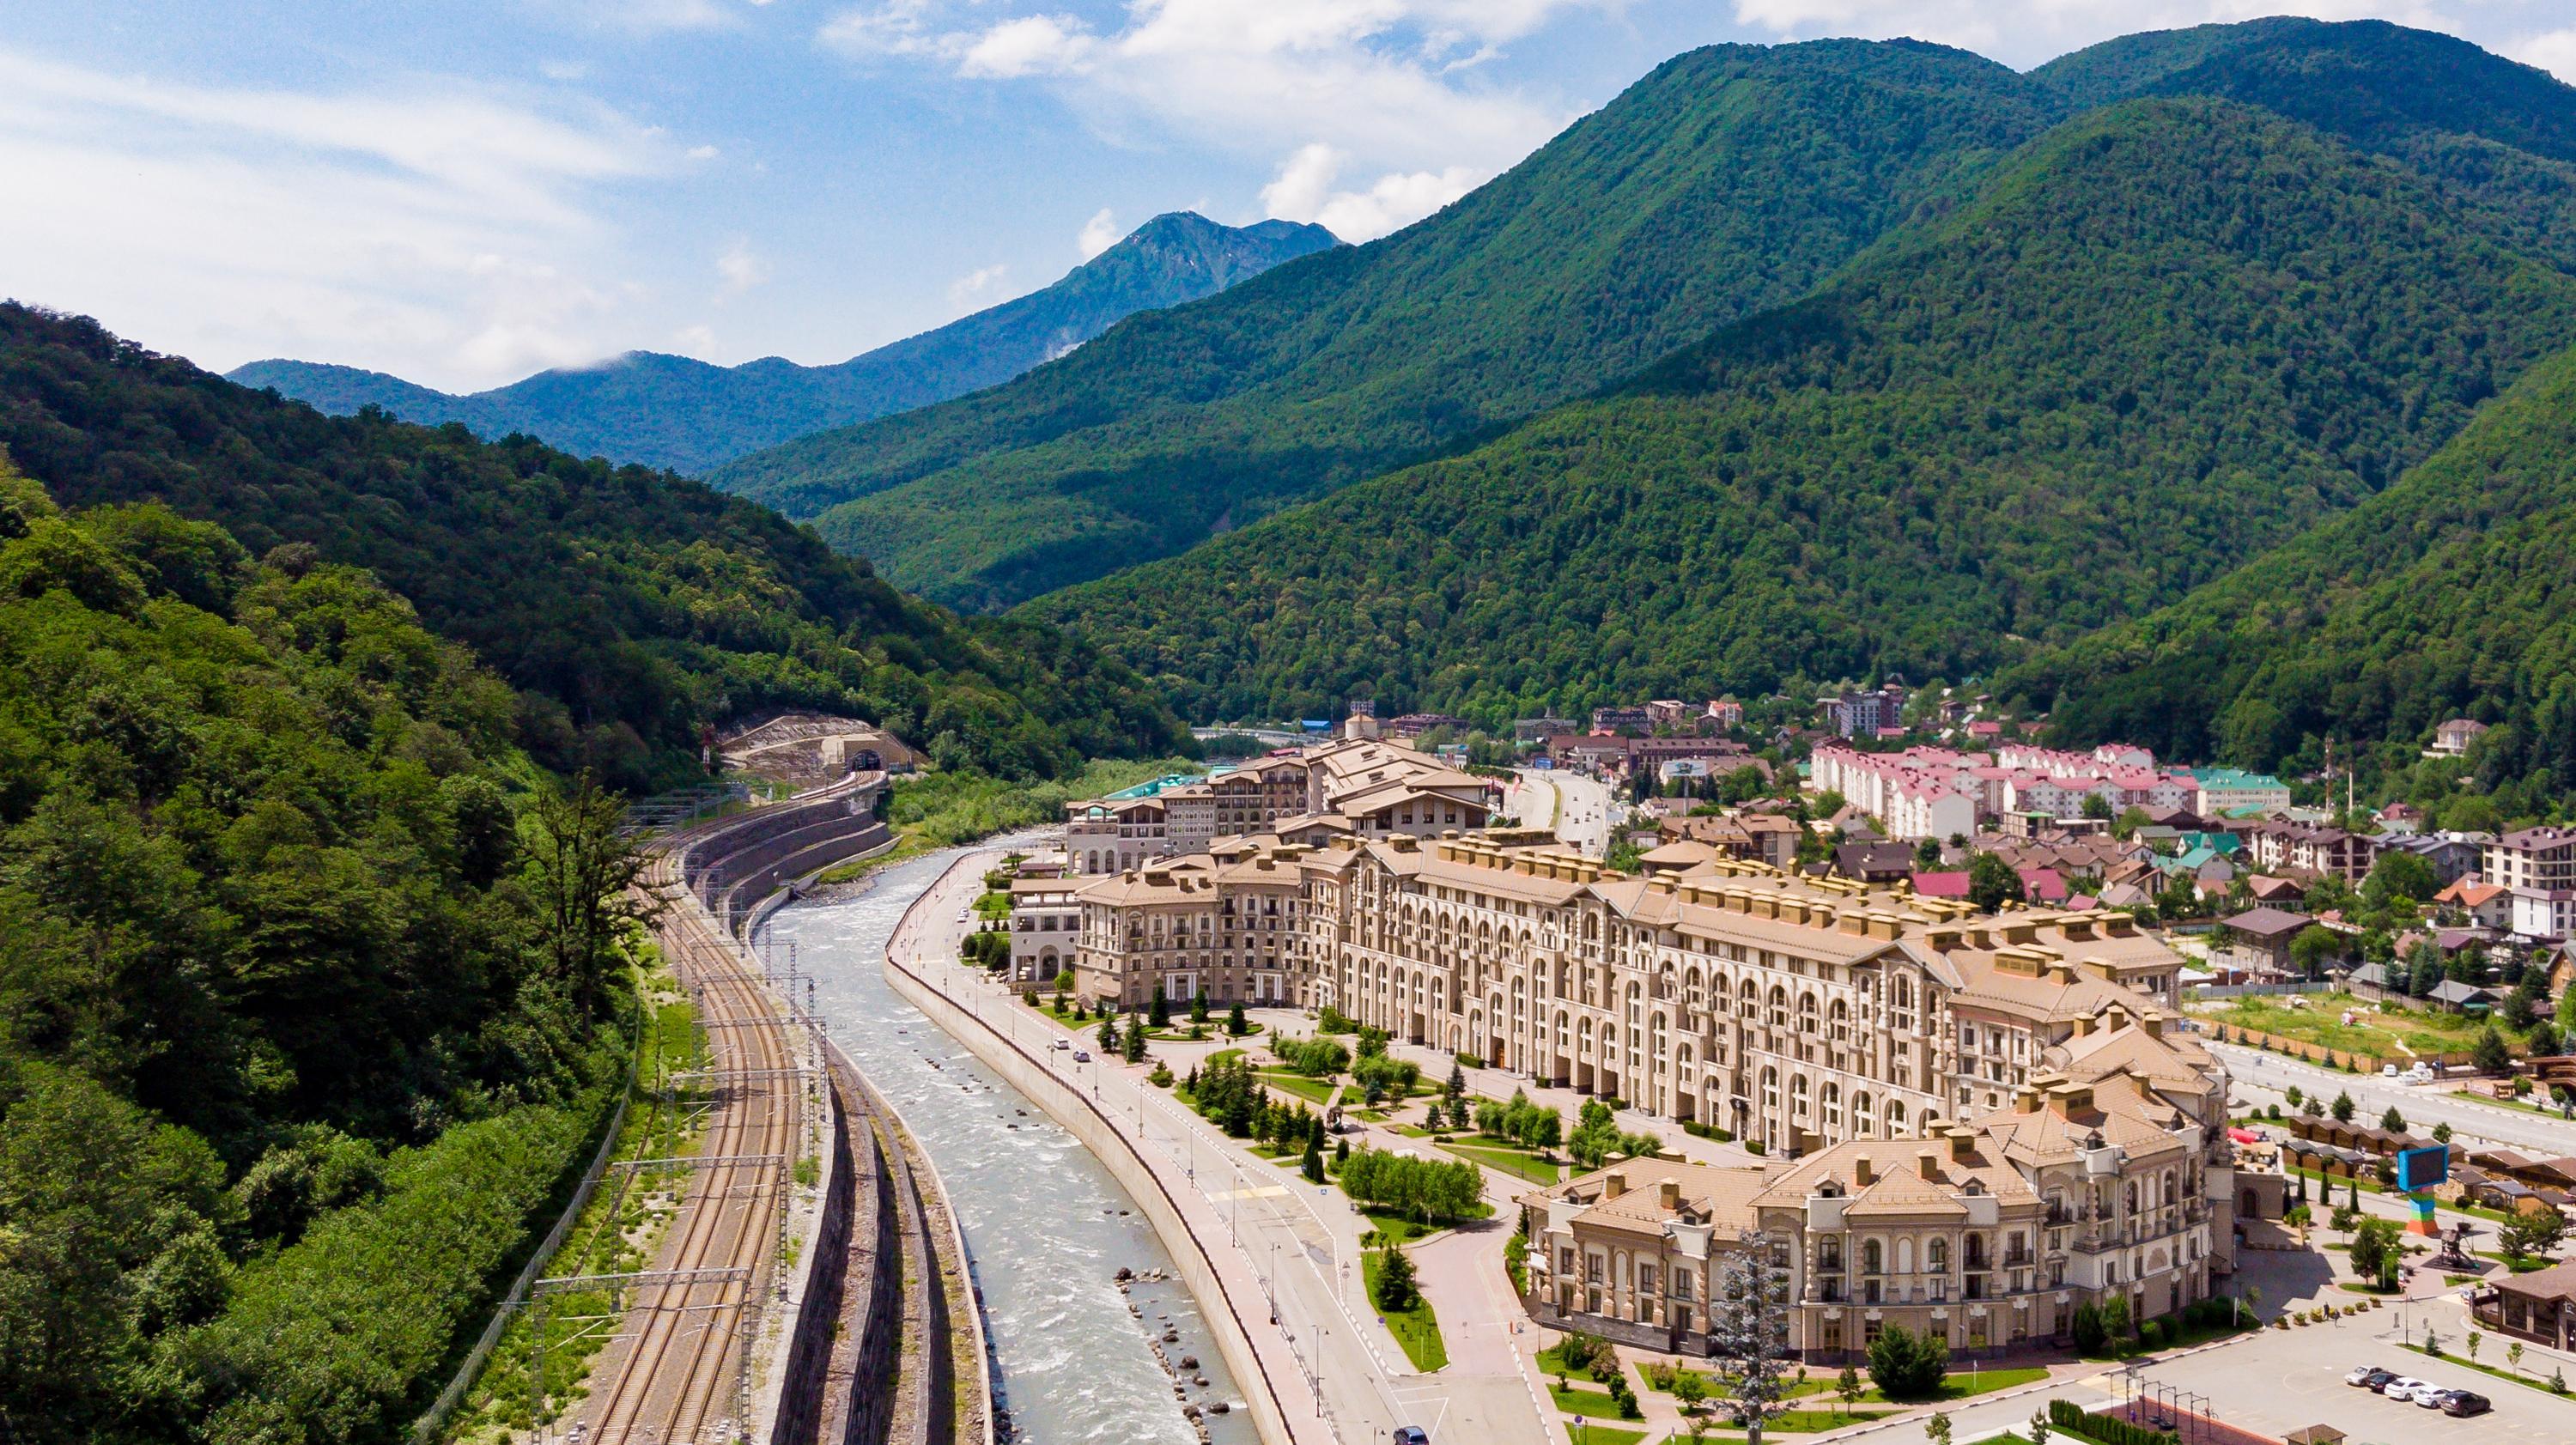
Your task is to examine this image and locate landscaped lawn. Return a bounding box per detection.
[1255,1070,1342,1106]
[1777,1366,2047,1405]
[1706,1407,1894,1435]
[1441,1138,1562,1186]
[1559,1424,1646,1445]
[1360,1249,1449,1372]
[2397,1341,2567,1396]
[1548,1385,1626,1417]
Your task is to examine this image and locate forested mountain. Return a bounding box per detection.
[228,212,1336,476]
[2008,343,2576,812]
[716,39,2068,607]
[1020,84,2576,723]
[0,305,1189,790]
[0,459,634,1441]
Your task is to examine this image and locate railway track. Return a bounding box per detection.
[575,839,801,1444]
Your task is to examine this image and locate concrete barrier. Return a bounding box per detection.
[882,857,1301,1445]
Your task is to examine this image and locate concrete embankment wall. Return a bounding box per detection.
[880,863,1297,1445]
[672,780,915,1445]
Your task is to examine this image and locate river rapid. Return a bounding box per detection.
[760,845,1259,1445]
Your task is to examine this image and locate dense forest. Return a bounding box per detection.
[0,304,1190,792]
[0,457,638,1442]
[230,213,1337,476]
[2009,342,2576,817]
[716,37,2066,606]
[1022,91,2576,723]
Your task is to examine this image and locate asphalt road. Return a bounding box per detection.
[2214,1041,2576,1158]
[1511,768,1621,857]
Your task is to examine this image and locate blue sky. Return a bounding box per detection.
[6,0,2573,392]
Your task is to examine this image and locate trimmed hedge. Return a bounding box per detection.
[2050,1399,2178,1445]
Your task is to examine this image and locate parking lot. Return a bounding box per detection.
[2106,1309,2576,1445]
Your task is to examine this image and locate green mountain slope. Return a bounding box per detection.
[1,304,1188,788]
[718,39,2065,607]
[0,461,629,1441]
[2006,343,2576,798]
[2035,17,2576,273]
[1019,96,2576,723]
[227,212,1336,475]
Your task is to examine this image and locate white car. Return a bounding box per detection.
[2343,1364,2384,1387]
[2415,1387,2457,1410]
[2380,1377,2430,1401]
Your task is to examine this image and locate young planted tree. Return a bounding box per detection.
[1371,1245,1420,1312]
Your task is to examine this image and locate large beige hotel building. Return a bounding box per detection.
[1021,742,2249,1359]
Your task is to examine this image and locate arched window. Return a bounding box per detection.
[1768,986,1789,1027]
[1927,1238,1947,1272]
[1862,1240,1883,1273]
[1852,1091,1874,1138]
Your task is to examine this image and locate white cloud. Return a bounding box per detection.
[960,15,1099,77]
[2520,27,2576,81]
[687,142,721,160]
[0,46,677,389]
[949,262,1010,303]
[716,237,769,293]
[670,323,720,357]
[817,0,942,58]
[1259,142,1477,240]
[815,0,1593,185]
[540,59,592,82]
[1078,206,1122,259]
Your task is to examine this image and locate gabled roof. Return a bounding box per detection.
[2221,906,2313,941]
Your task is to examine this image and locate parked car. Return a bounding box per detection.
[2353,1368,2395,1392]
[2379,1377,2428,1401]
[2415,1387,2458,1409]
[2344,1364,2385,1387]
[2441,1391,2491,1418]
[1394,1429,1431,1445]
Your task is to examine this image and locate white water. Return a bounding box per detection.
[762,847,1259,1445]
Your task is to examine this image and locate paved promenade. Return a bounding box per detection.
[892,850,1562,1445]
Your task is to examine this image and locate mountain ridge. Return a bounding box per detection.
[227,211,1336,475]
[716,37,2068,608]
[3,302,1190,790]
[1015,81,2576,725]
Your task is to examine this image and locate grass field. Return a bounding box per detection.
[2190,992,2490,1058]
[1255,1070,1342,1105]
[1549,1385,1626,1417]
[1559,1424,1645,1445]
[1441,1138,1562,1186]
[1361,1249,1449,1371]
[1776,1366,2048,1406]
